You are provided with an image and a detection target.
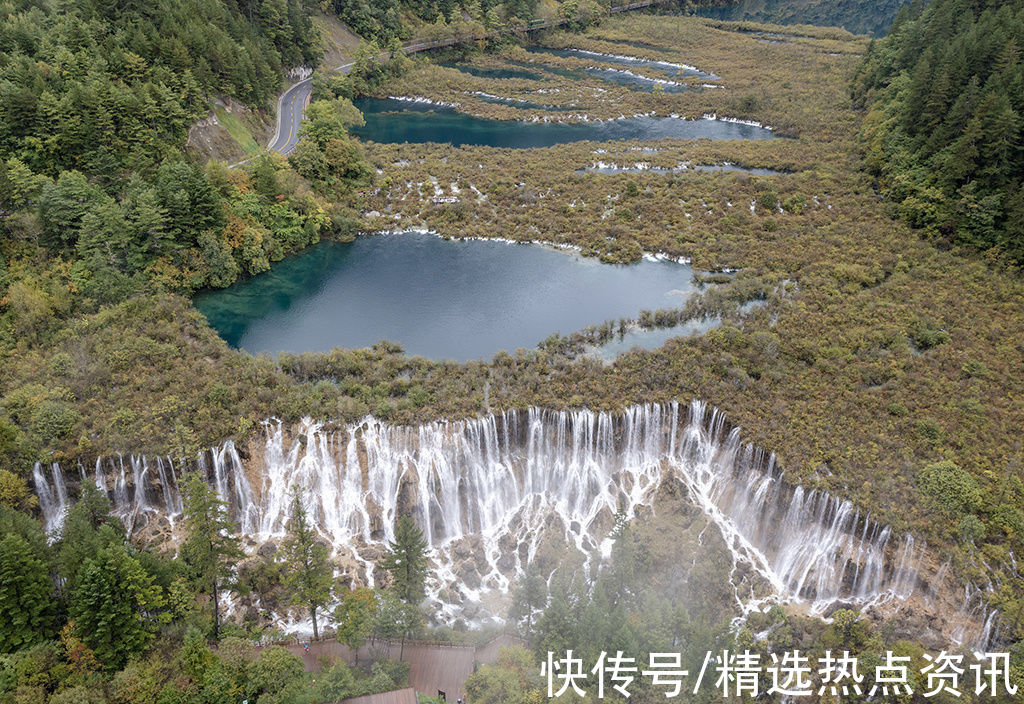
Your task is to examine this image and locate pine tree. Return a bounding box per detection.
[70,546,167,669]
[37,170,101,251]
[283,488,333,639]
[381,515,428,604]
[532,574,580,661]
[181,470,242,640]
[0,533,56,652]
[509,562,547,633]
[55,482,125,590]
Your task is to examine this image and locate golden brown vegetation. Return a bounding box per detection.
[3,13,1024,636]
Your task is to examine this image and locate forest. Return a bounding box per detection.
[0,477,438,703]
[854,0,1024,262]
[0,0,389,311]
[328,0,616,43]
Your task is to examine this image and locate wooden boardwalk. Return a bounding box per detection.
[339,687,418,704]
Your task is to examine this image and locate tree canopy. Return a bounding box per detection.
[854,0,1024,262]
[282,488,333,638]
[382,515,429,604]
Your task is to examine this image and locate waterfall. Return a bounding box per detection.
[155,457,183,526]
[31,400,970,633]
[32,462,68,535]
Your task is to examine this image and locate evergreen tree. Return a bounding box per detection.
[856,0,1024,260]
[180,470,242,640]
[532,574,579,661]
[70,546,168,669]
[55,482,125,590]
[509,561,547,633]
[0,532,56,652]
[37,170,101,251]
[381,514,428,604]
[282,488,333,639]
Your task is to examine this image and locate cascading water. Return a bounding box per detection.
[30,400,987,643]
[33,462,69,535]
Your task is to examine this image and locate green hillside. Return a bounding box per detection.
[855,0,1024,262]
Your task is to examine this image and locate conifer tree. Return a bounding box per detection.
[55,482,125,590]
[181,470,242,640]
[509,562,547,632]
[0,532,55,652]
[283,488,333,639]
[70,546,168,669]
[381,515,428,604]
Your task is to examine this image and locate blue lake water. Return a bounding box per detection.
[587,318,722,362]
[469,92,578,111]
[440,63,544,80]
[349,98,775,146]
[526,47,718,80]
[579,66,694,93]
[194,232,697,361]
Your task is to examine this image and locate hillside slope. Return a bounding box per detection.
[855,0,1024,262]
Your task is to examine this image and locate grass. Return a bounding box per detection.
[213,104,263,157]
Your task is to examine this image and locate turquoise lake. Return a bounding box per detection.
[349,98,774,146]
[195,232,697,361]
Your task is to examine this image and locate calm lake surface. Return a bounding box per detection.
[195,232,697,361]
[440,63,544,81]
[526,47,719,81]
[349,98,775,146]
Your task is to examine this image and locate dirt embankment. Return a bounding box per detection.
[186,97,274,164]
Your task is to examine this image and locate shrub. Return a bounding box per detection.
[957,515,986,544]
[49,686,107,704]
[919,461,981,517]
[960,359,990,378]
[914,417,944,442]
[757,191,778,212]
[783,193,806,214]
[315,662,356,701]
[248,646,304,700]
[823,609,870,650]
[371,658,409,687]
[887,402,908,417]
[909,318,950,350]
[29,400,79,445]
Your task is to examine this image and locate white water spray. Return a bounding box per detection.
[30,401,984,639]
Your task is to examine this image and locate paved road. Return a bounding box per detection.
[265,1,656,156]
[268,62,354,155]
